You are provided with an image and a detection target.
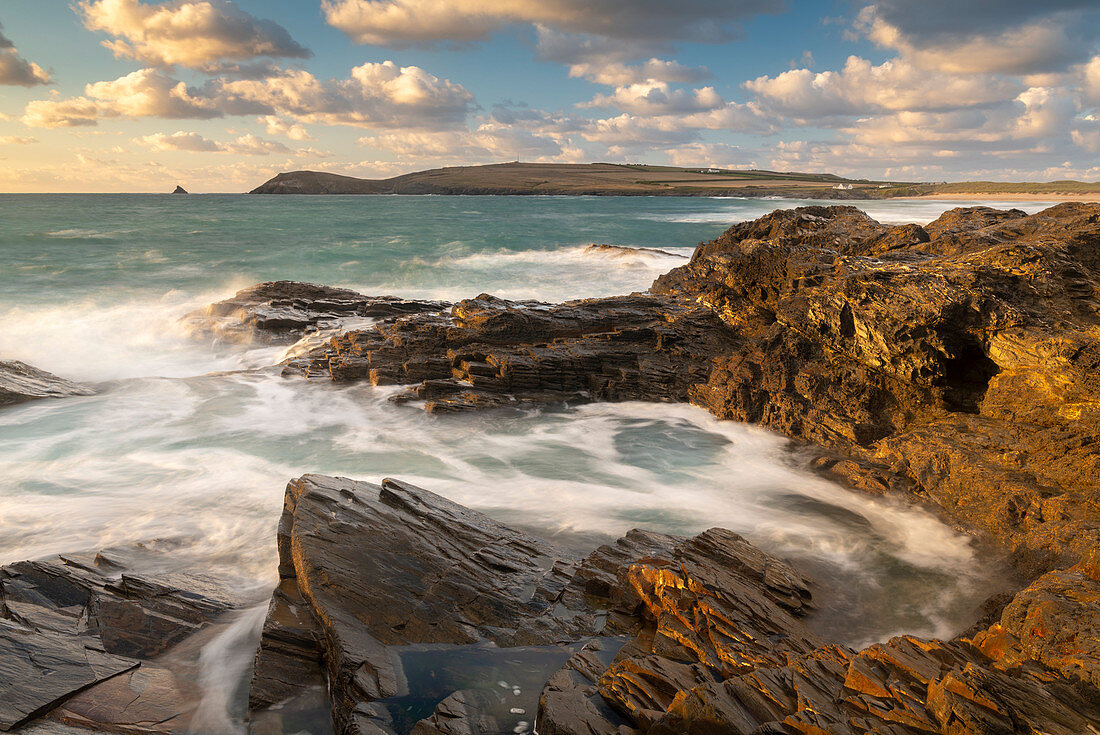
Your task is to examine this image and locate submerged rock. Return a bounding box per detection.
[249,474,1100,735]
[0,360,94,407]
[0,548,247,732]
[582,244,688,259]
[186,281,450,345]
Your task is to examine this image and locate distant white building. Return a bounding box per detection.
[833,183,853,190]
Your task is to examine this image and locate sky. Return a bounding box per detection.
[0,0,1098,192]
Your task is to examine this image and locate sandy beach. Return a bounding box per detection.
[901,192,1100,202]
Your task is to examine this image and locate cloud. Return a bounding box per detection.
[746,56,1021,119]
[583,81,724,114]
[23,62,474,130]
[78,0,311,70]
[569,58,711,87]
[259,115,312,140]
[23,68,220,127]
[135,129,326,156]
[854,1,1100,74]
[136,130,223,151]
[0,135,38,145]
[321,0,785,46]
[219,62,474,128]
[0,25,51,86]
[223,132,290,155]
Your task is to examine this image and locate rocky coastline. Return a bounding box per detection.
[2,203,1099,734]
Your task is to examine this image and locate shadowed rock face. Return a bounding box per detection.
[248,474,1100,735]
[0,360,94,407]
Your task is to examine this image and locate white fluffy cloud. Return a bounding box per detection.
[220,62,474,128]
[22,62,473,130]
[747,56,1021,118]
[583,81,723,115]
[0,26,51,86]
[78,0,310,70]
[322,0,784,46]
[259,115,312,140]
[23,68,220,127]
[136,130,223,151]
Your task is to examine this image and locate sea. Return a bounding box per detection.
[0,194,1057,731]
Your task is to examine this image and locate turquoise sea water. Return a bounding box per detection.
[0,195,1060,731]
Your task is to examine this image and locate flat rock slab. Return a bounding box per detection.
[0,361,94,407]
[0,548,246,733]
[0,620,137,731]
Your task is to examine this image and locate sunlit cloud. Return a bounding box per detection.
[78,0,311,71]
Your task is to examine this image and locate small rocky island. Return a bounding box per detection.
[2,203,1099,734]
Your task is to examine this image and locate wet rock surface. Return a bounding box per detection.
[0,360,94,407]
[185,281,450,345]
[0,547,246,733]
[250,474,1100,735]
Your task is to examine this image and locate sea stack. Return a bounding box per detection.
[171,185,188,194]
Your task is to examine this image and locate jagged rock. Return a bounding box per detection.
[171,185,188,194]
[248,474,1100,735]
[248,475,824,735]
[0,360,94,407]
[186,281,450,345]
[0,548,245,732]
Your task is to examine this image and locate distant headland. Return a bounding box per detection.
[248,162,1100,200]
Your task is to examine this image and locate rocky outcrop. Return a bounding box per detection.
[171,186,187,194]
[0,547,246,732]
[184,281,450,345]
[279,203,1100,578]
[249,474,1100,735]
[0,360,94,407]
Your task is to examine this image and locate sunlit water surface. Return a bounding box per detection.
[1,194,1055,731]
